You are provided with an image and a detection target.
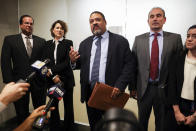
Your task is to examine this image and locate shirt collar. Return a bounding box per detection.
[52,37,64,43]
[149,30,163,37]
[21,33,32,39]
[93,30,109,40]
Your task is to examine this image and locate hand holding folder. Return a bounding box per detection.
[88,82,130,111]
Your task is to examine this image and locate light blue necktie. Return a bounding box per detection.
[91,36,102,89]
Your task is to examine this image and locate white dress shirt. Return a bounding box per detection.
[181,55,196,100]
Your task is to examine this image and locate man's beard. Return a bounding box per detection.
[22,29,33,36]
[93,29,102,36]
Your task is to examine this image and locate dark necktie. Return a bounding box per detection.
[91,36,102,88]
[26,36,32,57]
[150,33,159,80]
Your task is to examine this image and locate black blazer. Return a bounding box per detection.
[1,34,46,83]
[168,50,196,106]
[76,31,136,102]
[43,39,75,90]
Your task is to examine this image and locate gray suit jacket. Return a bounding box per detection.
[132,31,183,100]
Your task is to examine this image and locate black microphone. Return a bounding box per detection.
[16,72,36,83]
[33,82,65,129]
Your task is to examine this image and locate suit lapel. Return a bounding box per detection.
[86,36,94,80]
[50,40,56,65]
[106,32,113,70]
[16,34,29,58]
[161,31,169,68]
[31,35,39,59]
[179,52,186,85]
[144,33,150,66]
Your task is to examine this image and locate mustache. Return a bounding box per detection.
[152,22,159,24]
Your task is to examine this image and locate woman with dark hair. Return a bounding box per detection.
[168,25,196,131]
[43,20,75,131]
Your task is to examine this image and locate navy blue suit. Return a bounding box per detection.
[75,31,136,131]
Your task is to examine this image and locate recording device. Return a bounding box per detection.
[31,59,50,77]
[95,108,141,131]
[33,82,65,129]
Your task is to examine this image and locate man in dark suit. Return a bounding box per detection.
[69,11,136,131]
[1,15,46,124]
[130,7,183,131]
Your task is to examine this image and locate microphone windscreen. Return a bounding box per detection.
[48,82,65,100]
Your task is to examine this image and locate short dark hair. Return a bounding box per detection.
[187,25,196,32]
[90,11,106,22]
[50,20,68,38]
[19,15,34,25]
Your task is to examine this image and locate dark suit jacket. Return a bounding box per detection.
[76,31,136,102]
[1,34,46,83]
[43,39,75,90]
[132,31,183,100]
[168,50,196,106]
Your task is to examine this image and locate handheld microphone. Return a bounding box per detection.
[31,59,50,77]
[33,82,65,129]
[16,72,36,83]
[16,59,50,83]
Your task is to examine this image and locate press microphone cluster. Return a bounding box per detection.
[33,82,65,129]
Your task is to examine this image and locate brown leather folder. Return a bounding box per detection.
[87,82,130,111]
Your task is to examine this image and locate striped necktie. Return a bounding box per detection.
[26,36,32,57]
[90,36,102,88]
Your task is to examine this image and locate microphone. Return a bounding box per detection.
[31,59,50,77]
[31,58,61,84]
[16,72,36,83]
[16,59,50,83]
[33,82,65,129]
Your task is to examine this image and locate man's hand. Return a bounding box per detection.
[0,82,30,105]
[69,46,80,63]
[111,87,121,99]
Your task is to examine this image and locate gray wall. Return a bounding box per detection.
[19,0,69,40]
[0,0,19,123]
